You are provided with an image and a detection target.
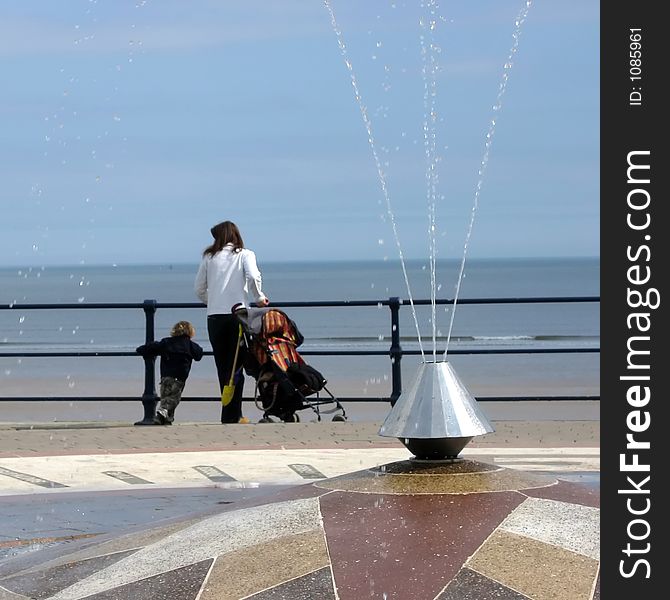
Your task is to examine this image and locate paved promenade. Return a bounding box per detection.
[0,399,599,494]
[0,403,600,600]
[0,419,599,493]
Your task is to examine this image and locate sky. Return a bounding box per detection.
[1,0,599,267]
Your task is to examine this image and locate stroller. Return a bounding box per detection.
[233,305,347,423]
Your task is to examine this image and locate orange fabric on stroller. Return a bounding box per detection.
[251,309,304,372]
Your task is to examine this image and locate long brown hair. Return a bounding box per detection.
[203,221,244,257]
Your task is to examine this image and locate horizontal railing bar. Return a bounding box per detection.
[0,347,601,358]
[399,296,600,306]
[0,395,600,403]
[0,296,600,311]
[398,348,600,356]
[1,303,148,310]
[0,352,137,358]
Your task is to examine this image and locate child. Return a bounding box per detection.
[136,320,204,425]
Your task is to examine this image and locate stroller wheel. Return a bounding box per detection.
[259,416,274,423]
[332,414,346,422]
[282,412,300,423]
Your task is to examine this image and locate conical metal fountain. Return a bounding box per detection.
[379,361,494,459]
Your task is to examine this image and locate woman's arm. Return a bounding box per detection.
[243,250,268,306]
[194,258,208,304]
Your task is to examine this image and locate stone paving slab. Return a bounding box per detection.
[0,419,599,499]
[0,446,599,496]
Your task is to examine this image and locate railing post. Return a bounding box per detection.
[389,297,402,406]
[134,299,159,425]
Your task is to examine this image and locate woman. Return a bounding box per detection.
[194,221,269,423]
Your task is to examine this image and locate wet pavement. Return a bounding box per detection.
[0,485,293,563]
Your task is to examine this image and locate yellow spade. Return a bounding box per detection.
[221,324,243,406]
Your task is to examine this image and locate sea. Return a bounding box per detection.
[0,257,600,400]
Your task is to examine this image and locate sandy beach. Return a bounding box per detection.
[1,352,599,397]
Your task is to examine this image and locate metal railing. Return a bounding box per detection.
[1,296,600,424]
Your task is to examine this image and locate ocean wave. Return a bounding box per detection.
[0,333,599,354]
[304,334,599,343]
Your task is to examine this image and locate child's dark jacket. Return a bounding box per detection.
[136,335,204,381]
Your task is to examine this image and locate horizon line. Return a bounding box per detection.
[1,255,600,270]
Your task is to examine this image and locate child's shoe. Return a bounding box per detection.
[153,409,169,425]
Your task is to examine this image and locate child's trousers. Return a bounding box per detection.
[157,376,185,423]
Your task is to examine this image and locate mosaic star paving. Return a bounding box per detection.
[0,459,600,600]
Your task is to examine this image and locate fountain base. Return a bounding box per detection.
[402,436,473,460]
